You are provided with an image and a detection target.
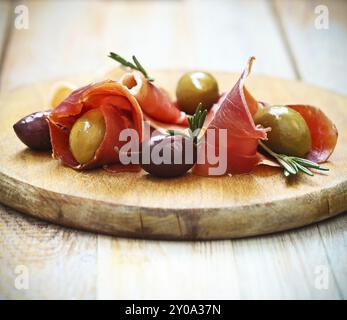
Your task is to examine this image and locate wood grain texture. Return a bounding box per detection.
[0,85,97,299]
[97,226,345,299]
[0,0,295,92]
[0,204,97,299]
[316,216,347,298]
[0,0,346,299]
[0,1,11,47]
[0,0,97,300]
[0,0,11,83]
[274,0,347,298]
[0,71,346,240]
[274,0,347,95]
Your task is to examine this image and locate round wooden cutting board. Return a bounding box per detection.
[0,71,346,240]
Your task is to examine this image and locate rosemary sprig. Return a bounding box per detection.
[168,103,207,144]
[108,52,154,82]
[259,141,329,177]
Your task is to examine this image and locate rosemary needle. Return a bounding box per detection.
[259,141,329,177]
[108,52,154,82]
[168,103,207,144]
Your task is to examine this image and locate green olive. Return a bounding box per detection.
[254,105,311,157]
[69,109,106,164]
[176,71,219,115]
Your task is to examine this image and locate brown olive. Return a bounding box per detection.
[69,108,106,164]
[140,135,196,178]
[13,111,51,150]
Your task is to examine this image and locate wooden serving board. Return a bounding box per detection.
[0,71,346,240]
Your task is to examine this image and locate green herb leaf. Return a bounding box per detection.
[167,103,208,144]
[108,52,154,82]
[259,141,329,177]
[293,157,329,171]
[277,157,297,175]
[295,162,314,176]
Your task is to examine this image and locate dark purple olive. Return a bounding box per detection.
[140,134,197,178]
[13,111,52,151]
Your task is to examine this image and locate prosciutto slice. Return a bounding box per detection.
[119,71,188,126]
[193,57,269,176]
[47,80,144,170]
[287,105,338,163]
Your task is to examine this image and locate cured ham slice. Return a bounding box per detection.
[193,57,269,176]
[287,105,338,163]
[119,71,188,126]
[47,80,144,170]
[142,112,188,134]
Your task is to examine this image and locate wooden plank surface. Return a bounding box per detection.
[0,0,97,300]
[0,0,11,85]
[0,0,346,299]
[98,226,345,299]
[0,205,97,299]
[274,0,347,298]
[0,0,11,48]
[274,0,347,94]
[0,0,295,92]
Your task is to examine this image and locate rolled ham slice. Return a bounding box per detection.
[119,71,188,126]
[47,80,144,170]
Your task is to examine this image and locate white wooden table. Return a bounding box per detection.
[0,0,346,299]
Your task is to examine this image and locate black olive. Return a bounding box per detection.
[140,134,196,178]
[13,111,52,151]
